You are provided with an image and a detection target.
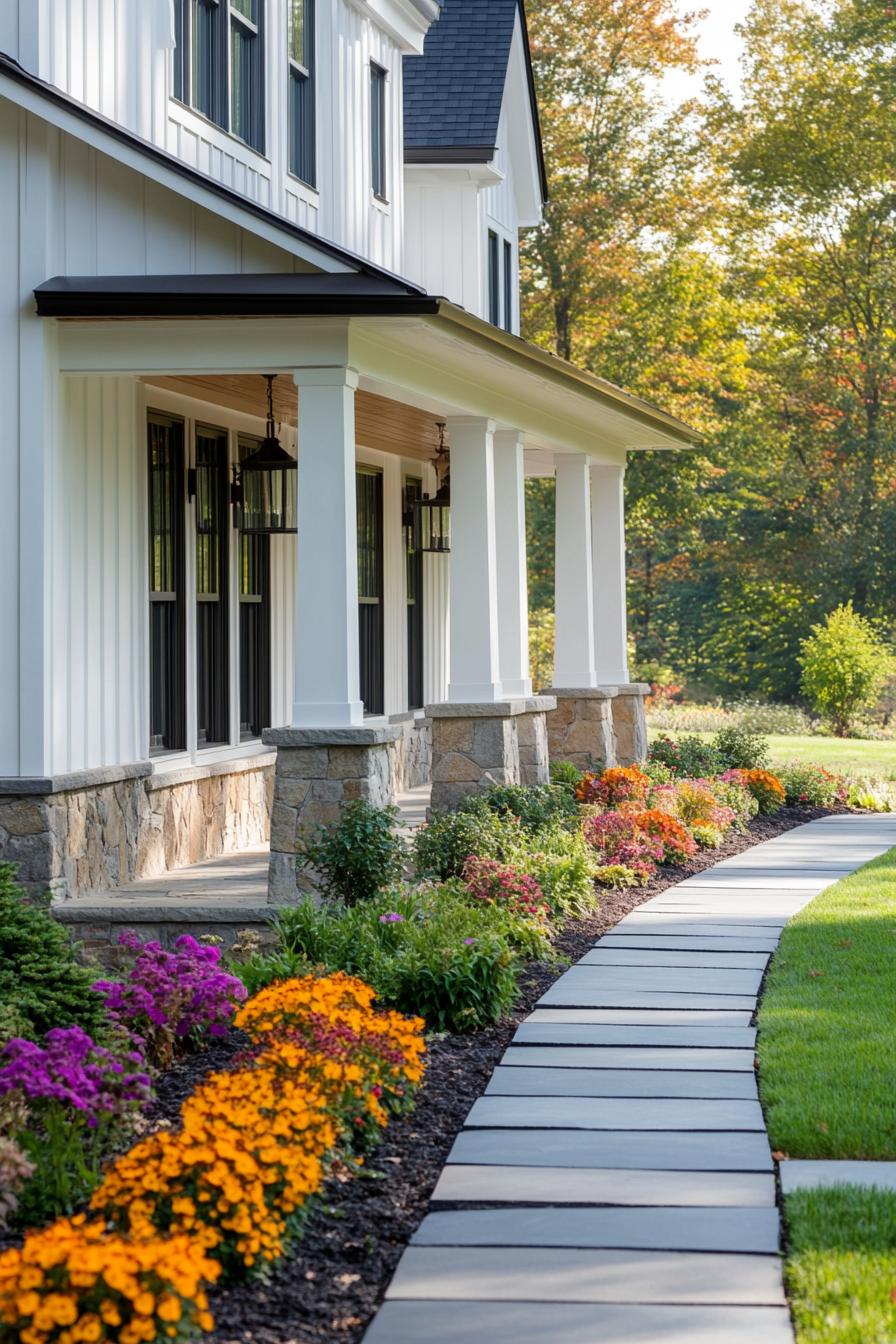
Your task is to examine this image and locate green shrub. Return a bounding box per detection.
[414,804,521,880]
[462,783,579,834]
[273,886,522,1032]
[778,763,845,808]
[549,760,586,792]
[649,733,721,777]
[692,822,725,849]
[643,760,675,785]
[712,725,770,771]
[515,827,599,919]
[799,603,893,737]
[299,801,406,905]
[226,946,309,997]
[711,778,759,829]
[594,864,644,889]
[0,865,106,1041]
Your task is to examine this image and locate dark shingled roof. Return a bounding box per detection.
[404,0,547,200]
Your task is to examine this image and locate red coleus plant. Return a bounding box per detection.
[462,855,548,922]
[581,811,665,878]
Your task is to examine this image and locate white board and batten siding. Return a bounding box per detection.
[3,0,417,274]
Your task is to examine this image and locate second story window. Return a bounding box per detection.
[288,0,315,185]
[503,239,514,333]
[370,63,387,201]
[488,230,500,326]
[172,0,265,154]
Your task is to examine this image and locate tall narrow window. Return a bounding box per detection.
[357,468,384,716]
[195,427,230,746]
[172,0,264,152]
[237,436,272,739]
[503,239,514,333]
[230,0,264,150]
[148,416,186,754]
[405,477,424,710]
[370,63,387,201]
[487,230,500,326]
[288,0,315,184]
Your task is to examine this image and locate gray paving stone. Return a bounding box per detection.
[582,948,770,970]
[430,1164,777,1206]
[599,934,779,953]
[364,1301,794,1344]
[385,1246,786,1305]
[513,1022,757,1048]
[448,1128,773,1171]
[412,1206,781,1253]
[465,1096,765,1131]
[556,965,764,995]
[538,987,759,1010]
[486,1067,759,1100]
[779,1159,896,1194]
[526,1007,756,1025]
[618,916,787,935]
[502,1045,756,1072]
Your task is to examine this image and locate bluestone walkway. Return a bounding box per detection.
[363,812,896,1344]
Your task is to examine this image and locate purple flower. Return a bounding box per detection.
[0,1027,151,1129]
[379,912,405,924]
[463,938,476,945]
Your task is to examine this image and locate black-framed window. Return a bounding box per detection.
[288,0,315,185]
[195,426,230,746]
[370,62,387,201]
[148,416,186,754]
[237,436,272,739]
[404,477,424,710]
[172,0,265,153]
[487,229,500,326]
[503,238,514,333]
[357,468,384,716]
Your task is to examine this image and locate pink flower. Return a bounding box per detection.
[379,912,405,924]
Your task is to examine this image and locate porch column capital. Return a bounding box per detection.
[292,366,360,391]
[443,415,497,438]
[552,453,598,690]
[590,460,630,685]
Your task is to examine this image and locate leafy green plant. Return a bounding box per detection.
[299,801,406,905]
[0,865,107,1042]
[549,760,586,792]
[691,822,724,849]
[593,864,644,889]
[712,725,770,771]
[515,827,600,919]
[463,783,579,833]
[778,763,846,808]
[414,804,521,880]
[273,886,524,1032]
[799,604,893,737]
[648,733,721,777]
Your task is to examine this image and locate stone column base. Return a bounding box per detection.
[427,696,557,812]
[605,683,650,765]
[262,725,400,904]
[544,688,618,772]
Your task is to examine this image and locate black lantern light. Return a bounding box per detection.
[413,421,451,553]
[232,375,298,534]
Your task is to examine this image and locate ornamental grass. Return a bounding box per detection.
[0,1215,219,1344]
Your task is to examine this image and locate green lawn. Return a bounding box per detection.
[757,847,896,1158]
[647,727,896,777]
[785,1186,896,1344]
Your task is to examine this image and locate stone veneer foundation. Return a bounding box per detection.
[263,724,401,904]
[0,755,275,901]
[428,697,556,812]
[609,683,650,766]
[544,688,618,772]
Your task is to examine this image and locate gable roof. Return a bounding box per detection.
[403,0,548,202]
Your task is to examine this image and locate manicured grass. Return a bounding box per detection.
[757,848,896,1159]
[647,727,896,777]
[785,1186,896,1344]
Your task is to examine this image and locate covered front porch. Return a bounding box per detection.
[11,277,697,908]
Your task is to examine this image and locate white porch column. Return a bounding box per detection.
[291,366,364,727]
[553,454,598,689]
[445,416,503,703]
[590,463,631,684]
[493,429,532,699]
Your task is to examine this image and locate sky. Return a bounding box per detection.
[664,0,753,104]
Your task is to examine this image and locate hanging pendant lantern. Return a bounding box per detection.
[414,421,451,553]
[232,374,298,534]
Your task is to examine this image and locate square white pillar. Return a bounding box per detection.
[291,367,365,727]
[553,454,598,689]
[446,416,503,703]
[493,429,532,699]
[591,463,631,685]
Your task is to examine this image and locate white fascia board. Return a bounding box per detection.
[505,10,544,228]
[346,0,438,54]
[404,162,506,188]
[0,73,354,275]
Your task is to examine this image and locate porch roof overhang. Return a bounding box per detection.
[34,273,701,457]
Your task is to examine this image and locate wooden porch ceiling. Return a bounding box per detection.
[142,374,442,463]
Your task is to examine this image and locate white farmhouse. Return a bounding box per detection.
[0,0,698,909]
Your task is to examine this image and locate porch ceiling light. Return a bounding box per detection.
[414,421,451,553]
[232,374,298,534]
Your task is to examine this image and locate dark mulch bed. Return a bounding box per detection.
[198,803,834,1344]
